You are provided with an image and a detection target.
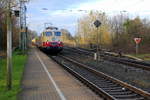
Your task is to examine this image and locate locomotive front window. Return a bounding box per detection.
[55,32,61,36]
[45,32,52,36]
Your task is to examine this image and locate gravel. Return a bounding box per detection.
[61,49,150,93]
[52,56,148,99]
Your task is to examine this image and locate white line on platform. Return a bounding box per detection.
[36,52,66,100]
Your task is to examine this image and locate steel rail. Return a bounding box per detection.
[103,56,150,71]
[51,56,116,100]
[59,55,150,100]
[64,47,150,71]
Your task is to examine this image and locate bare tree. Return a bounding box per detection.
[76,11,112,48]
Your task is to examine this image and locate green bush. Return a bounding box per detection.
[0,52,27,100]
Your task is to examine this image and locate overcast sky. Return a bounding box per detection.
[27,0,150,36]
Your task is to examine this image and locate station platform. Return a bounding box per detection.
[19,48,102,100]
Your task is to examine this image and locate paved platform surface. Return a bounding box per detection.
[19,48,102,100]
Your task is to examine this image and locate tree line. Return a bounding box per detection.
[74,11,150,54]
[0,0,37,52]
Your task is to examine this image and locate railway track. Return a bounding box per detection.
[64,47,150,71]
[51,55,150,100]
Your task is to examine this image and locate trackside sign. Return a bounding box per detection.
[134,38,141,44]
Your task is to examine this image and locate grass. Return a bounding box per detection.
[0,51,27,100]
[133,79,150,88]
[129,53,150,61]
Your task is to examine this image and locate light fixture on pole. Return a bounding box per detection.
[6,0,21,90]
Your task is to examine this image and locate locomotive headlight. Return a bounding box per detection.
[46,41,49,46]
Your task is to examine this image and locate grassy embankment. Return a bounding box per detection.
[128,53,150,88]
[129,54,150,61]
[0,51,27,100]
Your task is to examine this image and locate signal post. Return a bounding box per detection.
[94,20,101,62]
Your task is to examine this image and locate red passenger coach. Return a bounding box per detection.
[36,26,63,53]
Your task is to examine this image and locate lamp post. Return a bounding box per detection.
[94,20,101,62]
[6,0,12,90]
[6,0,21,90]
[5,0,27,90]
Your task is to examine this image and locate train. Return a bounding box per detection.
[35,26,63,53]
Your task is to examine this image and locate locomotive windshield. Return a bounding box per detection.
[45,32,52,36]
[55,32,61,36]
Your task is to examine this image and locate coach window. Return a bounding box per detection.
[55,32,61,36]
[45,32,52,36]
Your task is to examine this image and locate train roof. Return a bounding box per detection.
[43,26,61,32]
[45,26,58,30]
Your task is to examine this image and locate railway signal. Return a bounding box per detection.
[94,20,101,62]
[14,10,20,17]
[94,20,101,28]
